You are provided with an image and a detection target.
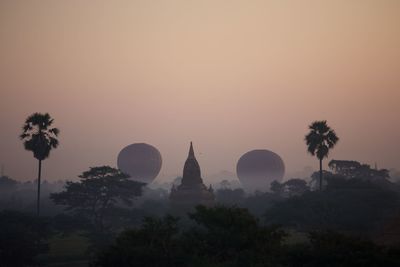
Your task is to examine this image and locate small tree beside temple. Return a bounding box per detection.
[51,166,145,232]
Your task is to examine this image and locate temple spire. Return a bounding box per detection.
[169,142,215,212]
[188,141,195,158]
[182,141,202,185]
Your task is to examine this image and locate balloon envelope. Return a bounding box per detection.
[117,143,162,184]
[236,149,285,192]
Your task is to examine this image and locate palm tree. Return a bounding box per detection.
[305,120,338,191]
[20,113,59,215]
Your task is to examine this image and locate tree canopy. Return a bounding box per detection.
[92,205,400,267]
[51,166,145,233]
[20,112,59,161]
[265,176,399,233]
[92,205,286,267]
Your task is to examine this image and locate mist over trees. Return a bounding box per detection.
[1,118,400,266]
[0,157,400,266]
[2,157,400,266]
[0,175,64,214]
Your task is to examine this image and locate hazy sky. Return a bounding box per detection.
[1,0,399,183]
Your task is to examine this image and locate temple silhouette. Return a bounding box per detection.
[170,142,215,212]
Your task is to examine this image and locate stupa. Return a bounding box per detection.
[170,142,215,212]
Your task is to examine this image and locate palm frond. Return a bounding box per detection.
[49,137,59,148]
[49,128,60,136]
[19,133,29,140]
[22,124,32,132]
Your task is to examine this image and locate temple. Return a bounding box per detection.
[169,142,215,212]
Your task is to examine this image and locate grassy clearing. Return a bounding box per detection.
[283,229,309,245]
[40,233,90,266]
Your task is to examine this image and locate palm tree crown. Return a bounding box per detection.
[20,113,59,160]
[305,120,338,160]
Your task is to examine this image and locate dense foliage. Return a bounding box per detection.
[92,206,400,267]
[92,206,287,267]
[265,177,400,233]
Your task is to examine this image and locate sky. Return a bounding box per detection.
[0,0,399,183]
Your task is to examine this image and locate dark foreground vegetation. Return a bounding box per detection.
[93,206,400,267]
[1,159,400,266]
[1,204,400,267]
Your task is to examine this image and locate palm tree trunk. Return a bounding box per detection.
[37,160,42,216]
[319,159,323,191]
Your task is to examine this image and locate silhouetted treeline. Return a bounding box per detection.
[1,159,400,266]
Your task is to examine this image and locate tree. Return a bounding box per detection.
[265,177,399,233]
[51,166,145,233]
[215,188,245,205]
[270,180,284,195]
[93,206,286,267]
[310,170,335,190]
[92,215,182,267]
[284,178,309,197]
[20,112,59,215]
[329,160,390,181]
[328,160,362,178]
[185,205,286,266]
[93,205,400,266]
[270,179,309,197]
[305,120,339,191]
